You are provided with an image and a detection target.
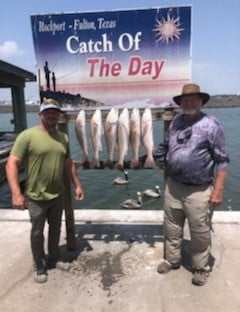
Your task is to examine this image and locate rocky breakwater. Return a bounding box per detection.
[205,95,240,107]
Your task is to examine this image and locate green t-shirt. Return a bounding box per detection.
[10,126,70,201]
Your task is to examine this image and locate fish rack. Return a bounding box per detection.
[57,106,175,250]
[59,106,175,124]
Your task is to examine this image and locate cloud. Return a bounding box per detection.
[0,41,25,59]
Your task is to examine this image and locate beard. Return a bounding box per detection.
[183,109,197,115]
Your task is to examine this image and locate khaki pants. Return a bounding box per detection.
[164,177,213,270]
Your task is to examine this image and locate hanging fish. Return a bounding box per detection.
[75,109,89,165]
[104,107,118,168]
[90,108,103,168]
[115,108,129,170]
[141,107,156,168]
[129,108,141,169]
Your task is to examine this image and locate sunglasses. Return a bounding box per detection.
[177,127,192,144]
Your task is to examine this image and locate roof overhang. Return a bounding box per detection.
[0,59,36,88]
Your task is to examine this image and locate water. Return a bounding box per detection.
[0,107,239,211]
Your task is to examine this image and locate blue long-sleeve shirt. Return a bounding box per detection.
[153,112,229,185]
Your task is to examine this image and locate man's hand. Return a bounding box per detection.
[75,186,84,201]
[12,193,27,210]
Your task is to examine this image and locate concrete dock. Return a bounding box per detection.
[0,209,240,312]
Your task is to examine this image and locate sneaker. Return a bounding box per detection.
[34,268,47,283]
[55,261,71,271]
[47,258,71,271]
[192,270,209,286]
[157,260,180,274]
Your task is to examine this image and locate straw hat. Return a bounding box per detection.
[173,83,210,105]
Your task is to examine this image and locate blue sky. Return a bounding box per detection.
[0,0,239,100]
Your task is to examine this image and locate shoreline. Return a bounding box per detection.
[0,95,240,113]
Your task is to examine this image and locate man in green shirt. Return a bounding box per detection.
[6,99,84,283]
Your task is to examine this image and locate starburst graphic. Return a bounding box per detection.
[153,13,184,44]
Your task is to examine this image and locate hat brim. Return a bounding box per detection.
[39,104,62,113]
[173,92,210,106]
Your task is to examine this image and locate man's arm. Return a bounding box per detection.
[209,169,227,208]
[5,155,26,209]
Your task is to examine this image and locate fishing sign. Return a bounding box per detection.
[30,6,191,107]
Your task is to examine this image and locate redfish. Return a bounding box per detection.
[75,109,89,164]
[90,108,103,168]
[115,108,129,170]
[141,107,155,168]
[104,107,118,168]
[130,108,141,169]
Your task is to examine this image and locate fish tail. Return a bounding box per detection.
[114,161,124,170]
[130,156,140,169]
[105,158,114,169]
[92,157,100,168]
[143,154,156,169]
[82,154,89,163]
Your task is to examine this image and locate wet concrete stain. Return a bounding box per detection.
[69,245,131,291]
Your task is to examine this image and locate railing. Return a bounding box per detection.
[59,106,175,124]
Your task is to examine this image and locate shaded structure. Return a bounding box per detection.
[0,60,36,186]
[0,60,36,133]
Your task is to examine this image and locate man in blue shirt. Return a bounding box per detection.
[155,83,229,286]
